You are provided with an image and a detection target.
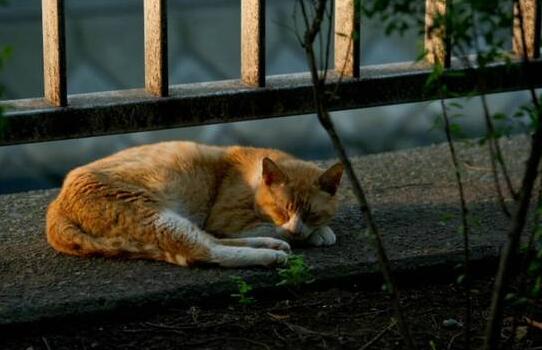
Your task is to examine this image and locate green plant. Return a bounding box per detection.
[276,254,314,287]
[231,276,256,305]
[230,276,255,305]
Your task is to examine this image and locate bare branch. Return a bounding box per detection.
[440,98,472,350]
[483,1,542,348]
[297,1,416,348]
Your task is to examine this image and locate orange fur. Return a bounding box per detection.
[46,142,343,267]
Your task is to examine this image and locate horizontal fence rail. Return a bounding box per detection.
[2,57,542,146]
[0,0,541,146]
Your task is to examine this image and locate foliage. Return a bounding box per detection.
[357,1,542,349]
[361,0,513,53]
[276,254,314,287]
[230,276,255,305]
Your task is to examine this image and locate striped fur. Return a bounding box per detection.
[46,142,343,267]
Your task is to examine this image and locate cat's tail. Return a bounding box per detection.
[46,200,111,257]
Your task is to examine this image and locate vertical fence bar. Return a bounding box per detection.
[42,0,67,107]
[425,0,451,67]
[144,0,168,97]
[241,0,265,87]
[335,0,360,78]
[513,0,541,59]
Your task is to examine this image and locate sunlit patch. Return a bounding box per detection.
[175,254,187,266]
[280,212,313,240]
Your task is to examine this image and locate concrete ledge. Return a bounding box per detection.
[0,136,531,326]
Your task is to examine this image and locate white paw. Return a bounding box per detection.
[266,238,291,253]
[271,250,289,266]
[307,226,337,246]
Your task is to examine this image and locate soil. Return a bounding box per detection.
[3,275,542,350]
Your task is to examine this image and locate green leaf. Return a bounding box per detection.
[416,48,428,62]
[230,276,256,305]
[429,114,444,132]
[448,102,464,110]
[449,123,464,138]
[492,113,507,121]
[276,254,314,287]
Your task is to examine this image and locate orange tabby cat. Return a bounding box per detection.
[46,142,343,268]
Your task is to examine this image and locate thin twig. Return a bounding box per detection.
[427,5,473,348]
[440,98,472,350]
[284,321,336,338]
[321,1,334,82]
[42,337,52,350]
[525,170,542,254]
[122,319,238,332]
[483,134,542,349]
[483,1,542,348]
[359,319,397,350]
[184,336,271,350]
[480,94,513,218]
[469,10,517,212]
[297,1,416,349]
[447,331,463,350]
[510,169,542,344]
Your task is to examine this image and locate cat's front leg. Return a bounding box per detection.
[237,223,290,241]
[306,226,337,247]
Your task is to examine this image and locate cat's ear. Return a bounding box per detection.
[262,157,288,186]
[318,162,344,195]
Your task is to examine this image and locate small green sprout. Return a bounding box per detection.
[230,276,255,305]
[276,254,314,287]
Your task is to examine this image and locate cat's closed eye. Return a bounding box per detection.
[304,211,324,225]
[273,207,290,224]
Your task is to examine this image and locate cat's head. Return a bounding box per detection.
[254,157,343,240]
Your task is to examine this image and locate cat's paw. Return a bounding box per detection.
[307,226,336,246]
[270,250,289,266]
[265,238,291,253]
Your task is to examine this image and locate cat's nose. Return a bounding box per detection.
[281,214,304,236]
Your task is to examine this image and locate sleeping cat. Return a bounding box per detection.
[46,142,343,268]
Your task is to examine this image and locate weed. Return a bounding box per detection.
[230,276,255,305]
[276,254,314,287]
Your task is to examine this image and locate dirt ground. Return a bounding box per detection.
[3,274,542,350]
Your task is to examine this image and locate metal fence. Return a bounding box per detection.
[1,0,541,146]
